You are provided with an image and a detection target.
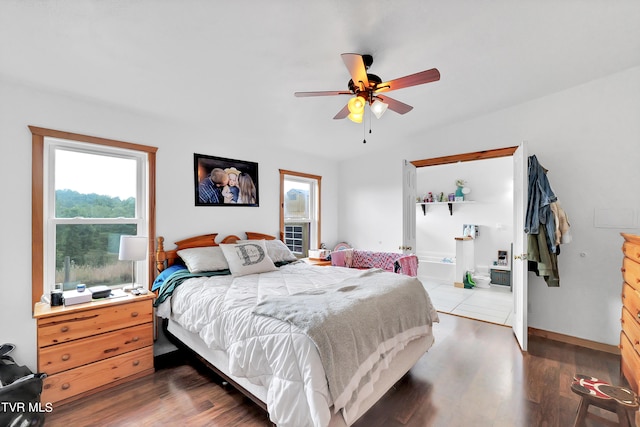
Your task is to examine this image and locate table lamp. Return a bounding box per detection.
[119,235,147,291]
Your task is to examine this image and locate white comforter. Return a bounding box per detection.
[157,262,438,427]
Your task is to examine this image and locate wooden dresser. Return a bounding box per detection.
[33,293,155,405]
[620,233,640,394]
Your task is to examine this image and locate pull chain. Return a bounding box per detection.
[363,117,366,144]
[363,105,370,143]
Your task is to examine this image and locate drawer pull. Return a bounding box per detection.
[637,312,640,321]
[61,354,70,361]
[60,326,69,333]
[132,336,139,342]
[104,347,120,354]
[132,360,140,366]
[61,383,70,390]
[131,312,139,318]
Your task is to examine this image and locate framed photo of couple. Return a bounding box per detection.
[194,153,259,207]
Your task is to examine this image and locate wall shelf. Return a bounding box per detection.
[417,201,475,216]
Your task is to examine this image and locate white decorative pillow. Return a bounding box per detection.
[219,240,278,276]
[177,246,229,273]
[237,239,297,263]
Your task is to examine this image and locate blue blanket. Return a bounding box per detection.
[154,268,231,307]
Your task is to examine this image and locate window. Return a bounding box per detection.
[279,170,321,257]
[31,127,157,308]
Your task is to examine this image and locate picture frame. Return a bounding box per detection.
[194,153,259,206]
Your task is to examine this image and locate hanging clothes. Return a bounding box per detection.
[528,228,560,287]
[525,154,558,253]
[525,155,568,287]
[550,201,572,246]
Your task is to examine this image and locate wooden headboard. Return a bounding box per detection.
[245,231,277,241]
[155,231,277,272]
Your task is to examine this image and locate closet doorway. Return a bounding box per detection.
[404,145,529,350]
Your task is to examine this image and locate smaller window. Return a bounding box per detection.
[279,170,321,258]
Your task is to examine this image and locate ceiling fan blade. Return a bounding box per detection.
[375,68,440,93]
[333,104,350,119]
[295,91,352,97]
[341,53,369,91]
[376,95,414,115]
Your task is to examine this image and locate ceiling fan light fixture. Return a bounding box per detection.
[295,53,440,125]
[370,99,389,119]
[347,95,366,114]
[347,112,363,123]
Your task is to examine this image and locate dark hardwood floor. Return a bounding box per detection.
[44,313,630,427]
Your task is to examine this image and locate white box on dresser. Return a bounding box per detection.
[61,289,92,306]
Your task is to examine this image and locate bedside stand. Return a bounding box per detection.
[33,293,155,405]
[302,258,332,266]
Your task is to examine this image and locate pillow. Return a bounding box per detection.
[177,246,229,273]
[237,239,297,263]
[219,240,277,276]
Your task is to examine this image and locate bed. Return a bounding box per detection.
[153,232,439,427]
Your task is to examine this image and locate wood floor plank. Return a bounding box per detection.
[43,313,629,427]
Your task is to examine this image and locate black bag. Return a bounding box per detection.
[0,354,47,427]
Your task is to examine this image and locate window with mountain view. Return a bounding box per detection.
[47,140,148,291]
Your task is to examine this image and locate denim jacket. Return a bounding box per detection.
[525,155,558,252]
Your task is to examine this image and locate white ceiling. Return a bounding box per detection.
[2,1,640,160]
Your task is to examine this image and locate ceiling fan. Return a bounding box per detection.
[294,53,440,123]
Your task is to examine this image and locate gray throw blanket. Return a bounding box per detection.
[252,269,435,419]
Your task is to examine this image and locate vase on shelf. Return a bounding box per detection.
[455,186,464,201]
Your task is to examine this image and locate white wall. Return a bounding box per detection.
[416,157,514,274]
[339,66,640,346]
[0,77,340,370]
[3,66,638,369]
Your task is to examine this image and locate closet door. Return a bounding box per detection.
[512,142,529,351]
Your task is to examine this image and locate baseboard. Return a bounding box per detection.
[528,327,620,355]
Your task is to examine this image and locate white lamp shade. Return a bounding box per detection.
[370,99,389,119]
[118,236,147,261]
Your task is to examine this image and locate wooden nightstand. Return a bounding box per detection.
[302,257,332,266]
[33,293,155,405]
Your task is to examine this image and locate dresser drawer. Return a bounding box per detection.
[37,299,153,347]
[623,241,640,264]
[620,331,640,394]
[41,346,154,403]
[38,323,153,374]
[622,307,640,356]
[622,256,640,292]
[622,283,640,325]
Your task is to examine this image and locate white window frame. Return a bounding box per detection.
[43,138,149,292]
[279,170,321,257]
